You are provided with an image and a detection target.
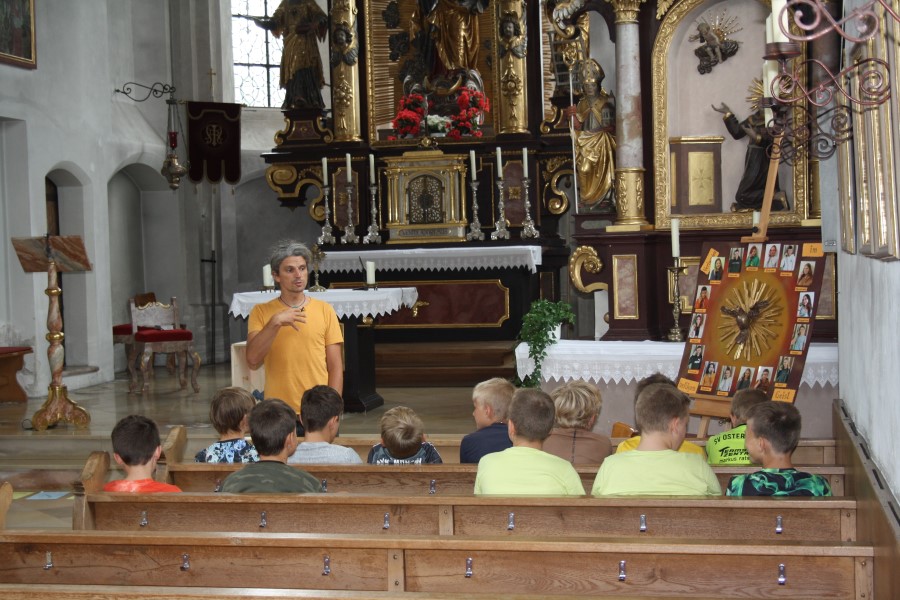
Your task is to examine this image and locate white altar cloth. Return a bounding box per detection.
[318,245,542,274]
[515,340,839,388]
[229,288,418,320]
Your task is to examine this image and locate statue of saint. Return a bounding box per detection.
[565,59,616,211]
[410,0,488,79]
[253,0,328,110]
[711,102,786,211]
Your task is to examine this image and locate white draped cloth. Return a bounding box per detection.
[516,340,839,388]
[229,288,418,320]
[318,246,542,274]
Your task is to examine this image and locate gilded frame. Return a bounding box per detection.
[851,45,875,256]
[651,0,808,230]
[363,0,500,146]
[836,89,856,254]
[612,254,639,320]
[0,0,35,69]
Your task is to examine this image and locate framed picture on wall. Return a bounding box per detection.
[0,0,36,69]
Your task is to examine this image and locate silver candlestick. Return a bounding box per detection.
[491,178,510,240]
[666,259,688,342]
[466,180,484,241]
[520,177,539,239]
[317,185,336,245]
[363,184,382,244]
[341,181,359,244]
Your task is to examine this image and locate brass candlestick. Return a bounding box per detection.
[309,245,326,292]
[666,259,688,342]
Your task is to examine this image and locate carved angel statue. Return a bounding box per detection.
[689,13,741,74]
[498,11,527,60]
[330,23,359,68]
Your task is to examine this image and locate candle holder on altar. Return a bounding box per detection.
[666,259,688,342]
[363,184,382,244]
[317,185,336,246]
[466,180,484,241]
[308,245,326,292]
[491,178,510,240]
[520,177,539,239]
[341,182,359,244]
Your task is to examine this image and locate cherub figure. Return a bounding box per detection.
[689,13,741,75]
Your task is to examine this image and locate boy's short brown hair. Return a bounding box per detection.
[380,406,425,459]
[300,385,343,433]
[635,373,676,398]
[746,401,801,454]
[209,387,256,435]
[249,399,297,456]
[634,383,690,433]
[508,388,556,442]
[730,388,769,424]
[472,378,516,421]
[550,380,603,429]
[111,415,161,466]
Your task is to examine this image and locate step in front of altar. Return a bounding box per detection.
[375,341,517,387]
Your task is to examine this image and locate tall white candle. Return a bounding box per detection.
[469,150,476,182]
[771,0,789,44]
[670,218,681,259]
[765,15,773,45]
[369,154,375,184]
[496,147,503,180]
[753,211,761,227]
[345,153,352,182]
[365,261,376,285]
[522,148,528,178]
[321,157,328,183]
[263,264,274,287]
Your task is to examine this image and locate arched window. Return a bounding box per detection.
[231,0,285,108]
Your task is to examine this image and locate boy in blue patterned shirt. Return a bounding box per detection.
[195,387,259,463]
[726,401,832,496]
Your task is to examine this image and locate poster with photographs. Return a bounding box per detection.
[677,241,826,411]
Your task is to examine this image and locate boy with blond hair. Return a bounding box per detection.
[592,384,721,496]
[727,402,832,496]
[543,380,611,464]
[706,388,769,465]
[104,415,181,493]
[195,387,259,463]
[460,377,516,464]
[474,389,585,495]
[367,406,443,464]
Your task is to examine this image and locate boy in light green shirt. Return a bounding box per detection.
[592,383,721,496]
[706,388,769,465]
[475,389,585,496]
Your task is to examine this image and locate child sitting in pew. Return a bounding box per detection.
[459,377,516,464]
[543,380,611,464]
[220,399,320,493]
[474,388,585,495]
[367,406,443,464]
[288,385,362,464]
[706,388,769,465]
[592,384,721,496]
[195,387,259,463]
[726,402,833,496]
[104,415,181,493]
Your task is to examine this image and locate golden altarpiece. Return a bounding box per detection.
[259,0,837,342]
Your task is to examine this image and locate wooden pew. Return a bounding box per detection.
[76,490,857,542]
[0,481,11,530]
[160,459,847,496]
[163,426,837,466]
[0,529,874,598]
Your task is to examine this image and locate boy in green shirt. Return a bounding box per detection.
[706,388,769,465]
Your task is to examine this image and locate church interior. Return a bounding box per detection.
[1,0,899,596]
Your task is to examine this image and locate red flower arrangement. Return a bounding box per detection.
[391,93,428,138]
[447,90,490,140]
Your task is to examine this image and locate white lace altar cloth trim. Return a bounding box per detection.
[229,288,418,320]
[319,246,542,274]
[515,340,839,387]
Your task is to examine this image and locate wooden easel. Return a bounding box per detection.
[740,133,784,244]
[11,235,92,430]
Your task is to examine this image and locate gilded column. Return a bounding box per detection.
[497,1,528,134]
[330,0,361,141]
[605,0,651,231]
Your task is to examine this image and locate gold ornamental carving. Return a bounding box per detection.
[609,167,651,230]
[569,246,607,294]
[605,0,646,23]
[542,156,571,215]
[498,3,528,134]
[330,7,361,142]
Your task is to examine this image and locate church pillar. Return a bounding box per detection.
[330,0,362,141]
[497,1,528,134]
[605,0,650,231]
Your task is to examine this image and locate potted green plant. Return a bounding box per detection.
[517,299,576,388]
